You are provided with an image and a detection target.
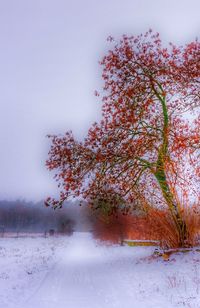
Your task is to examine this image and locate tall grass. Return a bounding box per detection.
[89,192,200,248]
[145,202,200,249]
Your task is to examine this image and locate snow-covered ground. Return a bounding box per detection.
[0,232,200,308]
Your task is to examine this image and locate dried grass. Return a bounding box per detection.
[90,195,200,248]
[145,203,200,249]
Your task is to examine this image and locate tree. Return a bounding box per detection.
[57,217,75,235]
[46,30,200,247]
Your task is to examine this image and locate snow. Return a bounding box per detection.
[0,232,200,308]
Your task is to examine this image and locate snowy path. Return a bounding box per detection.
[1,233,200,308]
[24,233,157,308]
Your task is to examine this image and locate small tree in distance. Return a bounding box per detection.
[46,30,200,247]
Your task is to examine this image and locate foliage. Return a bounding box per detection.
[91,211,130,244]
[46,30,200,247]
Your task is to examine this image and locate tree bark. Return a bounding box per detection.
[154,164,187,247]
[152,82,187,246]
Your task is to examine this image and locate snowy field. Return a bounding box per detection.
[0,233,200,308]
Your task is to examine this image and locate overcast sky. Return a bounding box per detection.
[0,0,199,201]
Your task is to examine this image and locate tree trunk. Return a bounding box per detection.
[154,166,187,247]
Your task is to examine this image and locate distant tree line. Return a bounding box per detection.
[0,200,76,234]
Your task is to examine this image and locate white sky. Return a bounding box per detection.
[0,0,199,201]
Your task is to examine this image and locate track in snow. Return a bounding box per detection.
[23,233,155,308]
